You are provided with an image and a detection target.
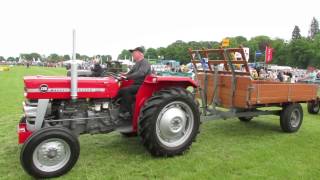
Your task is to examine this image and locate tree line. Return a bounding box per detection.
[2,53,112,64]
[2,17,320,69]
[118,17,320,68]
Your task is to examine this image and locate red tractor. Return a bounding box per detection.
[18,47,320,178]
[19,71,200,178]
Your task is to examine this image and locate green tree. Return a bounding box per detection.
[47,54,62,63]
[164,40,190,64]
[7,57,16,61]
[156,47,167,59]
[287,37,313,68]
[145,48,158,60]
[76,53,80,59]
[80,55,89,61]
[63,55,70,60]
[310,34,320,68]
[270,38,287,65]
[101,55,112,63]
[117,50,131,60]
[244,36,271,62]
[309,17,320,39]
[227,36,248,47]
[292,25,302,40]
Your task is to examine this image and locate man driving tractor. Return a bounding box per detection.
[117,47,151,124]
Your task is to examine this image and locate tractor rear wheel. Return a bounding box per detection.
[280,103,303,133]
[138,87,200,157]
[307,100,320,114]
[120,132,137,137]
[20,127,80,178]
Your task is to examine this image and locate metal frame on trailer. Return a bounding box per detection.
[188,47,282,122]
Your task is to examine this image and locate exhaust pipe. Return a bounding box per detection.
[71,29,78,101]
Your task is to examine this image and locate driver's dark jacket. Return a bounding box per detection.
[91,64,103,77]
[126,59,151,85]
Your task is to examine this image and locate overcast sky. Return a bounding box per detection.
[0,0,319,59]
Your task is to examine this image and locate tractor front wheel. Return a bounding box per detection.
[20,127,80,178]
[139,87,200,157]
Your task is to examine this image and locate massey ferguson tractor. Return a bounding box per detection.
[18,47,320,178]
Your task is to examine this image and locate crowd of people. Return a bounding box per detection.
[250,66,320,83]
[2,58,320,84]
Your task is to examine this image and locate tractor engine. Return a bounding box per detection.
[24,99,120,135]
[22,75,121,135]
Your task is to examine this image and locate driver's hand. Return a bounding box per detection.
[120,75,127,80]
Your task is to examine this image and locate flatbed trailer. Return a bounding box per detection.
[188,47,319,131]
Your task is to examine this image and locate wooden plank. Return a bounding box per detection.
[249,83,318,104]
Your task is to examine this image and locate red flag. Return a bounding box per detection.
[265,46,273,64]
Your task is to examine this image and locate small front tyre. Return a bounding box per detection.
[20,127,80,178]
[280,103,303,133]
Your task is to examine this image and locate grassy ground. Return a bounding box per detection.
[1,66,320,179]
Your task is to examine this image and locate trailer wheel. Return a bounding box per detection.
[280,103,303,133]
[238,117,253,122]
[139,87,200,157]
[20,127,80,178]
[307,100,320,114]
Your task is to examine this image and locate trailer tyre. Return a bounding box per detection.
[238,117,253,122]
[307,100,320,114]
[280,103,303,133]
[20,127,80,178]
[139,87,200,157]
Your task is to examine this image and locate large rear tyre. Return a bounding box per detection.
[139,87,200,157]
[280,103,303,133]
[20,127,80,178]
[307,100,320,114]
[120,132,137,137]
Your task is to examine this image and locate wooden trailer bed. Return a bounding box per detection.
[188,47,319,132]
[196,73,318,109]
[189,47,319,109]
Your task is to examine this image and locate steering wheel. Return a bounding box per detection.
[104,72,127,80]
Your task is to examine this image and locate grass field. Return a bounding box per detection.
[1,66,320,179]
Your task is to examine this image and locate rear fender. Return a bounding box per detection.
[132,75,197,131]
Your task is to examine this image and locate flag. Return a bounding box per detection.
[265,46,273,64]
[255,50,262,58]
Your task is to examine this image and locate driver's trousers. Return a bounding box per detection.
[117,85,140,115]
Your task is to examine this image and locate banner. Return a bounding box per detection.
[234,47,249,61]
[255,50,262,58]
[222,38,230,47]
[265,46,273,64]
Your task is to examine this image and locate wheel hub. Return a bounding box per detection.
[47,149,58,159]
[159,108,186,137]
[33,138,71,172]
[313,102,320,112]
[290,109,301,128]
[156,101,194,148]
